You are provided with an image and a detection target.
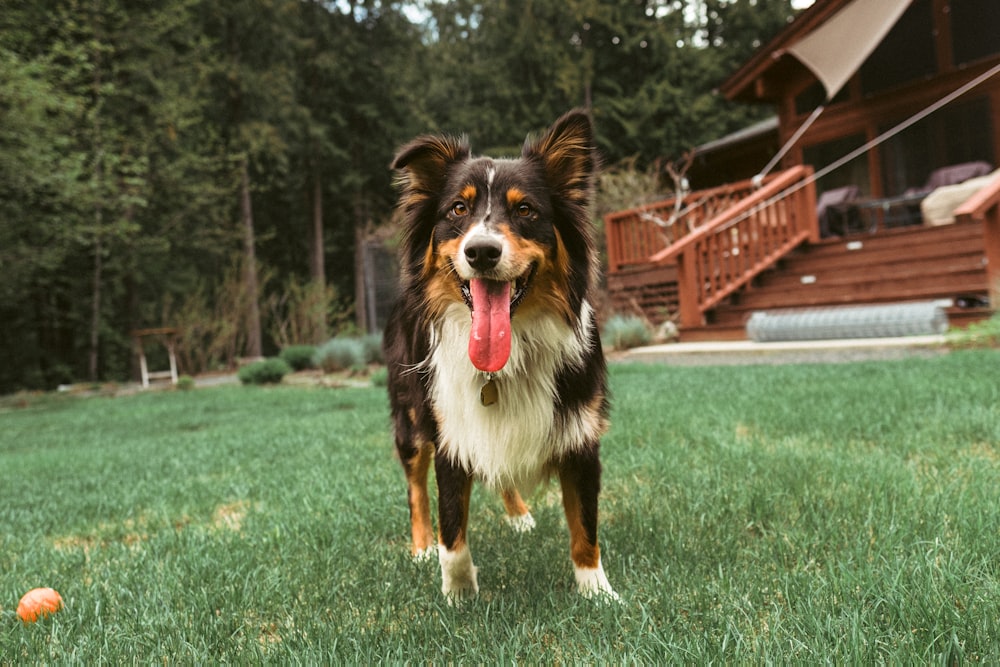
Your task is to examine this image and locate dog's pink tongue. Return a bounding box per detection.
[468,279,511,372]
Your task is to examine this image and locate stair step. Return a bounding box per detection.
[737,271,987,310]
[761,255,987,291]
[804,221,982,254]
[948,307,995,329]
[782,240,984,274]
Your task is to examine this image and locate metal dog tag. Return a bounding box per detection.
[480,375,498,407]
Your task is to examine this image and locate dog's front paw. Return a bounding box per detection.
[439,544,479,604]
[443,579,479,606]
[575,560,621,604]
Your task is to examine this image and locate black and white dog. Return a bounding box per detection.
[384,110,615,602]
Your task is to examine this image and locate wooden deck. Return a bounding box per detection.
[676,221,991,341]
[606,264,679,322]
[604,168,999,341]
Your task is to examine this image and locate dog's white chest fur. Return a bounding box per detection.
[428,302,595,491]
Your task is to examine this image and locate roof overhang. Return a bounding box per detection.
[720,0,912,104]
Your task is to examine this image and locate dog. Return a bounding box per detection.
[383,109,616,602]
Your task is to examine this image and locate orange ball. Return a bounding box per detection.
[16,587,63,623]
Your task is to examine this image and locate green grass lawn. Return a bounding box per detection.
[2,350,999,662]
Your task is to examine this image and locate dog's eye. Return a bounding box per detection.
[451,202,469,217]
[515,203,533,218]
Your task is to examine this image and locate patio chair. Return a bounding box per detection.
[906,161,993,196]
[816,184,860,237]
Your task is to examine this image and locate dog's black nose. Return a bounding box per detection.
[464,237,503,271]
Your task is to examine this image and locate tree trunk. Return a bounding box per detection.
[240,157,263,359]
[353,201,368,333]
[310,159,327,342]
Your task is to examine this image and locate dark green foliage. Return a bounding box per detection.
[280,345,318,371]
[417,0,796,166]
[237,358,292,385]
[0,0,800,392]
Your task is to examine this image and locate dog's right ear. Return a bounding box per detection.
[392,135,471,212]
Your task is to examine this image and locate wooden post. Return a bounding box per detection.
[137,337,149,388]
[984,209,1000,306]
[676,252,702,329]
[166,338,179,385]
[604,214,621,274]
[954,174,1000,306]
[802,170,820,243]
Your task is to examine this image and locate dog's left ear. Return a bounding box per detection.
[392,134,471,214]
[522,109,595,204]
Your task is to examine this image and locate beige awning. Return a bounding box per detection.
[788,0,913,100]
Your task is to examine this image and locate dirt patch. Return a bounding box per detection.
[212,500,253,532]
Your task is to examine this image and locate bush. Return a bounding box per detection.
[314,337,366,373]
[265,275,353,350]
[369,367,388,387]
[237,358,292,385]
[168,255,260,375]
[280,345,317,371]
[361,332,384,364]
[602,314,652,351]
[176,375,196,391]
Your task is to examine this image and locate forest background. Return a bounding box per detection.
[0,0,800,393]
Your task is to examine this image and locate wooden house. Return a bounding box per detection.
[605,0,1000,341]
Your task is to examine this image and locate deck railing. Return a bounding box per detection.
[605,174,777,273]
[604,166,819,328]
[954,171,1000,303]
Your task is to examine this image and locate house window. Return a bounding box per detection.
[879,96,995,196]
[950,0,1000,66]
[859,0,935,97]
[803,133,870,196]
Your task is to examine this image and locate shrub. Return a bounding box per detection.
[369,367,388,387]
[314,337,366,373]
[237,358,292,385]
[361,332,384,364]
[280,345,317,371]
[602,314,652,351]
[176,375,196,391]
[168,254,263,375]
[265,275,353,350]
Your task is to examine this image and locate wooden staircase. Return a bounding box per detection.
[681,220,991,341]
